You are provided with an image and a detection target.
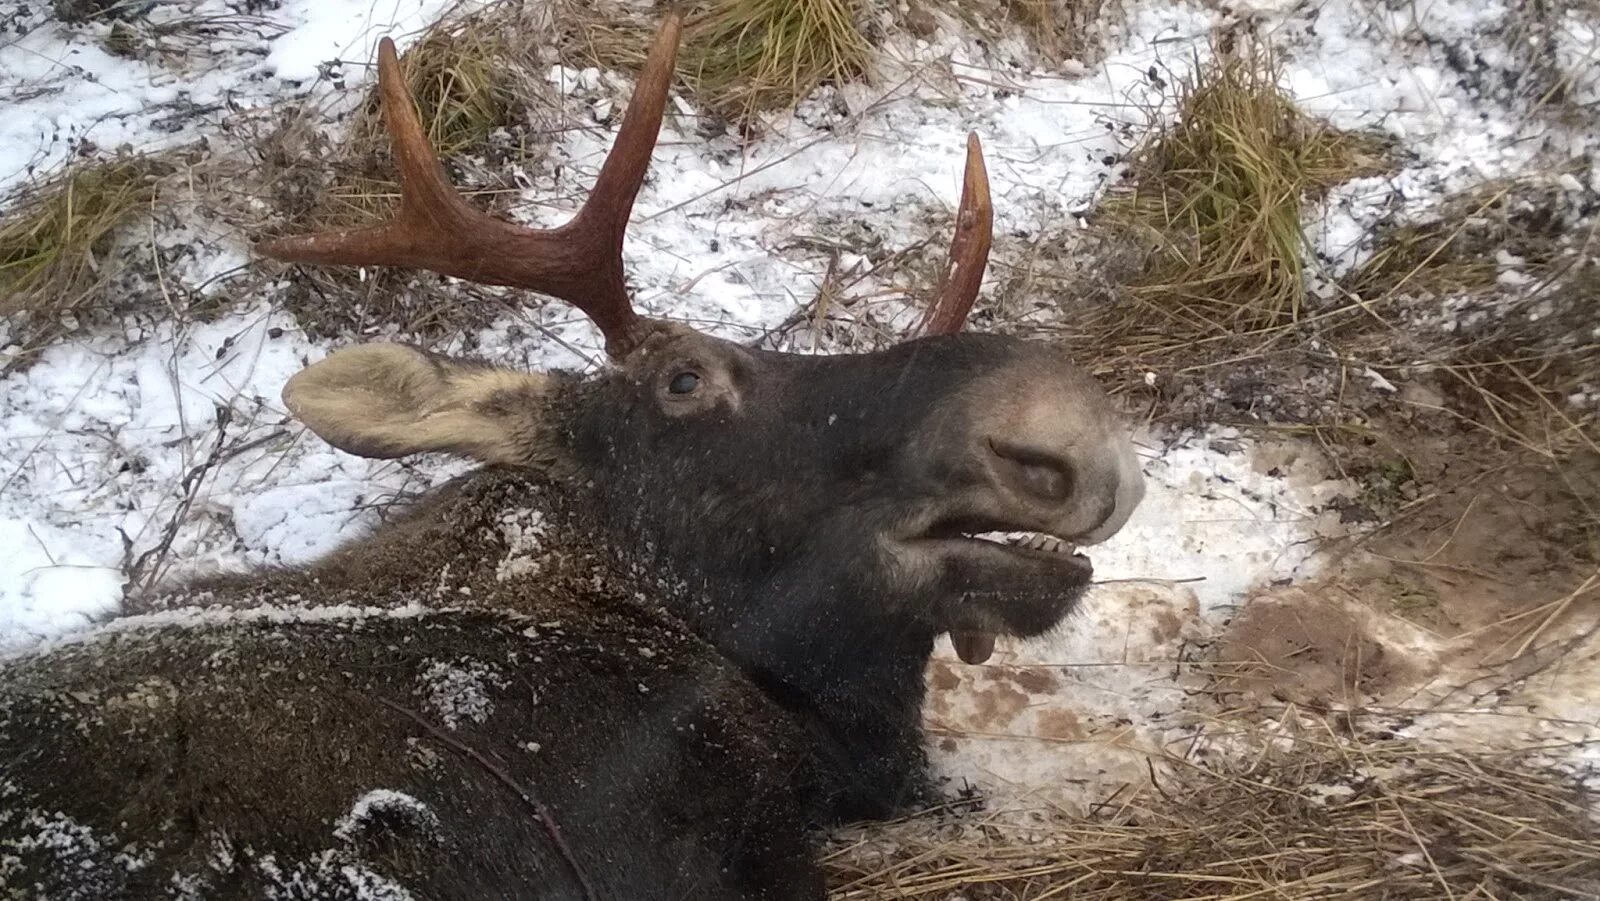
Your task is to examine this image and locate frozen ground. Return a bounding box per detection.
[2,0,1597,809]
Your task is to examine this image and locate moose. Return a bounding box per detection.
[0,13,1144,900]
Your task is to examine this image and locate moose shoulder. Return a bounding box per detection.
[0,13,1144,900]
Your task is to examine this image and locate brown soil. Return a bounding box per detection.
[1217,586,1436,707]
[1217,407,1599,709]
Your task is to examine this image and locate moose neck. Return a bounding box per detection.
[573,489,943,821]
[551,378,949,819]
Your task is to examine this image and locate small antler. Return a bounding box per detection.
[917,132,993,337]
[258,14,685,359]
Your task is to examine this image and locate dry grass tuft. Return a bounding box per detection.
[1350,169,1583,302]
[960,0,1106,62]
[350,20,537,170]
[556,0,1110,122]
[314,6,552,231]
[0,153,171,355]
[1098,40,1389,339]
[824,737,1599,899]
[1339,171,1600,544]
[555,0,872,122]
[1002,0,1100,60]
[687,0,873,118]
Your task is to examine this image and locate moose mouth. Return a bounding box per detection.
[963,529,1087,562]
[918,516,1094,666]
[922,516,1092,569]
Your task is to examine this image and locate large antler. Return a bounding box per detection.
[258,14,685,359]
[917,133,993,337]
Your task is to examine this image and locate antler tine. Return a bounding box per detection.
[257,13,686,359]
[917,133,993,337]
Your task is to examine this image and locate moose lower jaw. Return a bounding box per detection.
[953,531,1091,662]
[908,527,1095,664]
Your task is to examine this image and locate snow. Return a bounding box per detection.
[0,808,129,900]
[0,602,437,664]
[257,850,416,900]
[494,507,548,582]
[2,0,1596,817]
[1090,429,1347,612]
[0,305,451,649]
[1272,0,1600,278]
[417,657,505,730]
[333,790,439,843]
[0,0,463,194]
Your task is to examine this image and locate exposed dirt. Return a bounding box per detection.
[1216,586,1438,708]
[1327,414,1598,622]
[1219,412,1599,709]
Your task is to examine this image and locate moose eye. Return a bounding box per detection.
[667,371,702,395]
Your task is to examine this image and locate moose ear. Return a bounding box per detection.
[282,344,550,466]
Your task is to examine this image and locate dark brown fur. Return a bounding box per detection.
[0,607,817,899]
[3,472,822,899]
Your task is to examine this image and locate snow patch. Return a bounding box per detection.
[417,658,507,730]
[1,602,435,664]
[257,849,415,901]
[0,305,453,649]
[333,790,439,843]
[495,508,548,582]
[0,0,464,195]
[1089,429,1347,612]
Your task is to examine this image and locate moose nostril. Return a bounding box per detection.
[989,441,1073,504]
[1016,461,1069,502]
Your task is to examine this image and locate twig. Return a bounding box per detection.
[373,696,597,900]
[126,404,234,595]
[1510,567,1600,660]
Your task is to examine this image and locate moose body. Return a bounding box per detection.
[1,607,818,900]
[1,475,822,899]
[0,14,1144,900]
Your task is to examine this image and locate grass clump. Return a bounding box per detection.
[555,0,872,122]
[0,155,167,349]
[1350,170,1581,302]
[1341,167,1599,501]
[1101,42,1389,340]
[313,6,553,233]
[686,0,873,117]
[349,18,536,168]
[998,0,1104,61]
[892,0,1107,70]
[556,0,1115,121]
[824,736,1600,899]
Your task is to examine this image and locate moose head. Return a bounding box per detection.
[260,13,1144,816]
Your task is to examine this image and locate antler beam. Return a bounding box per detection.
[258,14,685,359]
[918,133,994,337]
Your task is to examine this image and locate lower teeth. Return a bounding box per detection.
[967,531,1076,555]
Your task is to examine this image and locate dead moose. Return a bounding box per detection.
[0,14,1144,900]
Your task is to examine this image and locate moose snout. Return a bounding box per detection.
[984,436,1120,536]
[1080,431,1146,544]
[976,405,1146,546]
